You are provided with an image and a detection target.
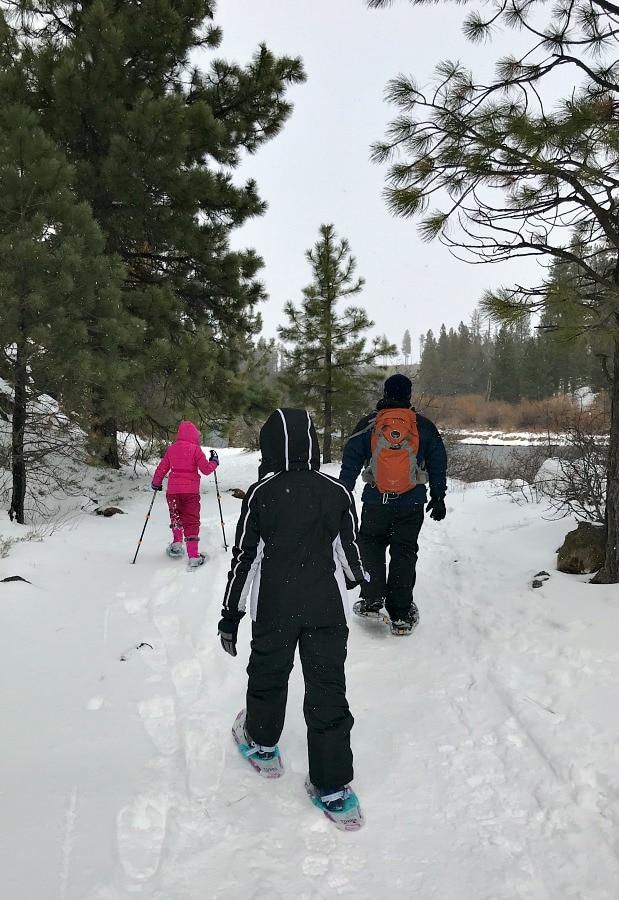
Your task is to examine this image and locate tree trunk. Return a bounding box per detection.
[101,417,119,469]
[323,309,333,464]
[485,375,492,403]
[89,407,120,469]
[9,352,27,525]
[593,336,619,583]
[323,390,333,463]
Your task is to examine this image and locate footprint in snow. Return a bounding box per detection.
[116,793,168,882]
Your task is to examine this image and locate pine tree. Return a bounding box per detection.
[0,98,125,521]
[368,0,619,581]
[436,326,458,395]
[402,329,412,365]
[417,330,441,395]
[278,224,396,462]
[490,327,521,403]
[7,1,305,464]
[542,258,614,395]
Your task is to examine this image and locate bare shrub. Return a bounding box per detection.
[513,396,571,431]
[584,391,610,419]
[450,395,479,427]
[493,400,609,519]
[0,536,16,557]
[442,433,505,483]
[539,406,608,523]
[227,418,261,451]
[424,392,597,435]
[491,445,559,503]
[506,445,553,485]
[0,398,92,522]
[482,403,507,430]
[446,435,553,488]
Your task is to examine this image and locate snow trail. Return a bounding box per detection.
[3,452,619,899]
[101,471,619,898]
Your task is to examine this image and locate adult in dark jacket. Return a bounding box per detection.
[339,374,447,635]
[218,408,367,814]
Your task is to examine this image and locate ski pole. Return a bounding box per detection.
[212,465,228,551]
[132,491,157,564]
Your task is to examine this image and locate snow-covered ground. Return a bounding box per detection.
[1,447,619,899]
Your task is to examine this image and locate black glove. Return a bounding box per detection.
[345,570,370,590]
[218,611,245,657]
[426,496,446,521]
[151,482,163,491]
[209,449,219,464]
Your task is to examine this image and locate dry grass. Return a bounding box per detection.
[415,392,609,434]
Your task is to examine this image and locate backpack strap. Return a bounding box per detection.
[345,415,376,443]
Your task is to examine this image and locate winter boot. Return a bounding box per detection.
[166,542,184,558]
[305,778,364,829]
[233,710,279,761]
[317,786,351,813]
[243,726,278,761]
[186,537,204,567]
[188,554,206,568]
[231,710,284,778]
[390,601,420,636]
[360,598,384,614]
[352,598,385,619]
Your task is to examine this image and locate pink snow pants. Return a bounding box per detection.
[167,493,201,558]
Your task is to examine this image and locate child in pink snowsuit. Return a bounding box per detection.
[151,421,219,566]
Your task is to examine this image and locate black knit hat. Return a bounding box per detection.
[383,374,412,401]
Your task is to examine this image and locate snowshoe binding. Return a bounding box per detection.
[352,598,385,620]
[305,777,364,831]
[232,709,283,778]
[166,541,184,558]
[389,602,420,636]
[187,553,206,569]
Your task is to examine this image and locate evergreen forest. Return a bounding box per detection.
[0,3,397,520]
[416,309,611,402]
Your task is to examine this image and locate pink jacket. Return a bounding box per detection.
[152,421,218,494]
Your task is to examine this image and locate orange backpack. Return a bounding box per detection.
[362,408,426,496]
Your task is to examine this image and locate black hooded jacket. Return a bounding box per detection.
[222,408,365,627]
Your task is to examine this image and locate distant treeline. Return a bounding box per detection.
[416,312,610,401]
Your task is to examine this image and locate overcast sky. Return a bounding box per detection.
[211,0,540,361]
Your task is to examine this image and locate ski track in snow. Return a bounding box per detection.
[60,785,79,900]
[86,481,619,900]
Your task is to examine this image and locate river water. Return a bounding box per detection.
[447,440,569,482]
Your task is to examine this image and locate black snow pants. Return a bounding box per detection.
[358,501,425,621]
[245,622,354,789]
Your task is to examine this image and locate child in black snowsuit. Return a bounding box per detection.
[217,408,367,823]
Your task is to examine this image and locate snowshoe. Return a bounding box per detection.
[166,542,184,558]
[305,777,364,831]
[352,598,385,620]
[187,553,206,569]
[231,709,283,778]
[389,602,420,636]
